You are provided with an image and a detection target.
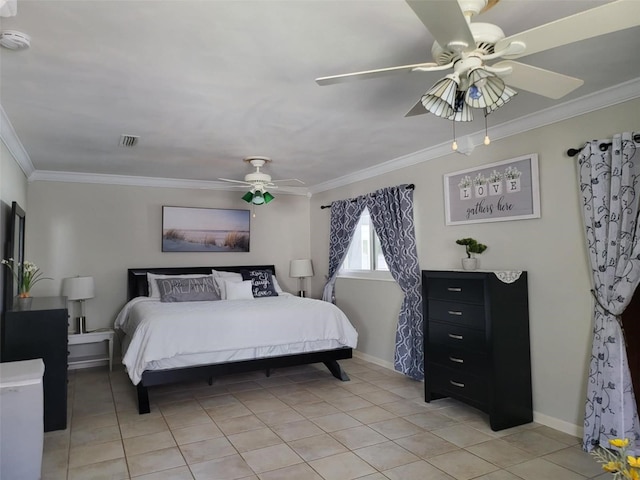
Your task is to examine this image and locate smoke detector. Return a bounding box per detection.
[0,30,30,50]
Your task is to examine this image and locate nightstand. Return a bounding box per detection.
[68,329,114,372]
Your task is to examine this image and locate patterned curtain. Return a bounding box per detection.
[578,132,640,453]
[367,185,423,380]
[322,197,366,303]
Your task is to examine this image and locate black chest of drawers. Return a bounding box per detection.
[422,270,533,431]
[2,296,69,432]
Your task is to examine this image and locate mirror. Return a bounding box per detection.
[3,201,25,310]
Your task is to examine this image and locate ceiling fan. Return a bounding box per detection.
[316,0,640,121]
[218,156,304,205]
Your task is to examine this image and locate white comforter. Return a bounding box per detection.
[114,293,358,384]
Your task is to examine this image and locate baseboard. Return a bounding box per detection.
[352,350,397,372]
[533,411,583,439]
[352,351,583,439]
[68,359,109,371]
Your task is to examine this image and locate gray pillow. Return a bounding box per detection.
[157,276,220,303]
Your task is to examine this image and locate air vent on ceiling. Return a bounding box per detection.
[119,134,140,147]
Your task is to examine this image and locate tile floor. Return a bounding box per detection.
[42,357,610,479]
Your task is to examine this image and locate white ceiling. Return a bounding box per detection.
[1,0,639,193]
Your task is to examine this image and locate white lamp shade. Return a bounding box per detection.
[62,276,95,300]
[464,68,506,109]
[421,75,458,118]
[485,85,518,113]
[289,259,314,278]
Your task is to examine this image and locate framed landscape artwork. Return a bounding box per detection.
[162,206,250,252]
[444,154,540,225]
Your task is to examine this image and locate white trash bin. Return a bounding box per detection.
[0,358,45,480]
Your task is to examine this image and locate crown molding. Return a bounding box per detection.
[0,103,35,177]
[309,77,640,195]
[28,170,309,195]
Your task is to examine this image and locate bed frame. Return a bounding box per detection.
[127,265,352,414]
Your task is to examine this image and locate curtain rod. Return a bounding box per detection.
[320,184,415,209]
[566,133,640,157]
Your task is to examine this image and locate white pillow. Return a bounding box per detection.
[272,276,284,294]
[211,269,242,279]
[213,275,244,299]
[225,280,254,300]
[147,273,212,298]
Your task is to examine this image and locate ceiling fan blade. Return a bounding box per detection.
[316,62,442,86]
[406,0,476,53]
[495,0,640,59]
[404,99,427,117]
[218,178,252,185]
[494,61,584,99]
[271,178,305,185]
[272,186,308,194]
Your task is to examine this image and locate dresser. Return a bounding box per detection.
[2,296,69,431]
[422,270,532,431]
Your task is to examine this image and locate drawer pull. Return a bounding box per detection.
[447,287,462,292]
[449,356,464,363]
[447,310,463,316]
[448,333,464,340]
[450,380,465,388]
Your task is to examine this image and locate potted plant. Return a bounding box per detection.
[456,238,487,270]
[1,258,51,298]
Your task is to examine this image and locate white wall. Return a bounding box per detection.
[310,98,640,434]
[0,141,28,312]
[25,181,310,352]
[1,141,28,210]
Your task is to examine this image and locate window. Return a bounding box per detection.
[340,209,390,278]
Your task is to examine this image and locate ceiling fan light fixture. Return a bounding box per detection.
[464,68,505,109]
[242,189,274,205]
[263,191,275,204]
[251,191,265,205]
[421,74,459,118]
[485,85,518,113]
[447,91,474,122]
[242,191,255,203]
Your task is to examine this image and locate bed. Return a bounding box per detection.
[116,265,357,414]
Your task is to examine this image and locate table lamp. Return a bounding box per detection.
[289,259,314,297]
[62,276,95,334]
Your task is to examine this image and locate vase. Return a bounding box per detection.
[14,295,33,310]
[461,257,478,270]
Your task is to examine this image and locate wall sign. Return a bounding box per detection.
[444,154,540,225]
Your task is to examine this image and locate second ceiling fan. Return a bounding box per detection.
[218,156,304,205]
[315,0,640,121]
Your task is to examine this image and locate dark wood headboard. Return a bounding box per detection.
[127,265,276,301]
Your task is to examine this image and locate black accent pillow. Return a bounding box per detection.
[157,276,220,302]
[241,270,279,298]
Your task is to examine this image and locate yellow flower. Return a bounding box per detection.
[603,460,622,472]
[629,457,640,468]
[610,439,631,448]
[625,468,639,480]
